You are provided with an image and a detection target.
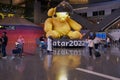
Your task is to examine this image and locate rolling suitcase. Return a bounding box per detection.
[94,51,101,57]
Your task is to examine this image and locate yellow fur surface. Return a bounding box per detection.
[44,7,83,39]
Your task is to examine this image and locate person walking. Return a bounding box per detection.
[1,32,8,59]
[93,36,100,51]
[87,37,94,57]
[93,36,101,57]
[106,37,110,47]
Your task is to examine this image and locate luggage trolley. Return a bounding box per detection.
[12,42,22,57]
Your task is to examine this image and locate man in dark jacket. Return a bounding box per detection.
[1,32,8,59]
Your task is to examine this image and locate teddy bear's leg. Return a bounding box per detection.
[67,31,83,39]
[46,30,61,39]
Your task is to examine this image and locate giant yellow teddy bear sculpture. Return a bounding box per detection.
[44,3,83,39]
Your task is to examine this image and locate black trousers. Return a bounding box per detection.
[89,47,93,56]
[2,44,7,57]
[94,43,99,49]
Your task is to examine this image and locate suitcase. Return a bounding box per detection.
[94,51,101,57]
[12,48,21,54]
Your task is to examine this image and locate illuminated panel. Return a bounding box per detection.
[12,0,25,5]
[96,32,106,39]
[0,25,15,30]
[12,0,25,7]
[70,0,88,4]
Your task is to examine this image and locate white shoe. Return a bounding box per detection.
[2,56,7,59]
[11,56,15,60]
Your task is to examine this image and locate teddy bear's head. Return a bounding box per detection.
[47,1,73,20]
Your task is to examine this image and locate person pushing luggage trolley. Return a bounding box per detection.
[11,41,23,59]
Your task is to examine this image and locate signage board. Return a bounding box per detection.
[53,39,86,48]
[0,25,15,30]
[96,32,106,39]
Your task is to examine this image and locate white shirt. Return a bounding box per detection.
[107,37,110,43]
[17,38,24,44]
[88,39,94,47]
[93,37,100,44]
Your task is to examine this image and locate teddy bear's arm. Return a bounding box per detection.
[44,18,53,32]
[67,18,82,31]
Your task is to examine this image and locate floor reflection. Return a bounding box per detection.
[43,49,81,80]
[0,45,120,80]
[14,58,25,73]
[13,58,25,80]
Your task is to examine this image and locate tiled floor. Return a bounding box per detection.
[0,44,120,80]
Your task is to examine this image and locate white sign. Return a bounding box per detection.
[53,39,85,47]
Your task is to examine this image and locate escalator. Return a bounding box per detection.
[71,13,95,30]
[71,8,120,40]
[94,8,120,32]
[72,8,120,32]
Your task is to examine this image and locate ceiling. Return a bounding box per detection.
[0,0,24,4]
[0,0,113,4]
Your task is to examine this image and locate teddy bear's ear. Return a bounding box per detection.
[47,7,56,16]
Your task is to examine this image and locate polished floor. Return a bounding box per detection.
[0,44,120,80]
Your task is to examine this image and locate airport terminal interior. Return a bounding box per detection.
[0,0,120,80]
